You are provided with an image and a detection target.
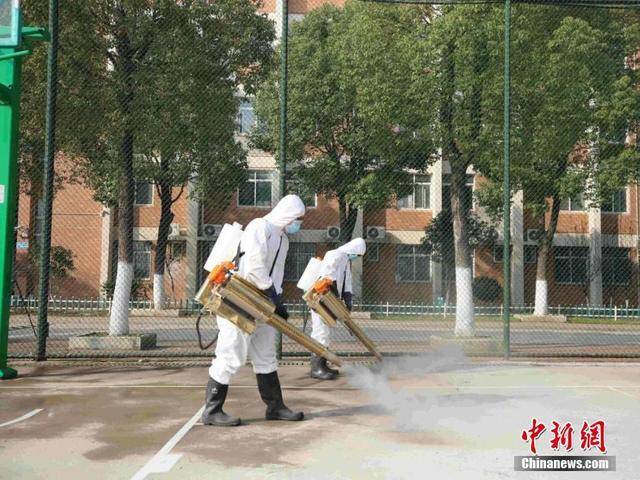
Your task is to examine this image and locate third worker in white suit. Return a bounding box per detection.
[310,238,366,380]
[202,194,306,426]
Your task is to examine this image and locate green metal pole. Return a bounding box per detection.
[36,0,59,361]
[0,49,22,380]
[276,0,288,360]
[502,0,511,360]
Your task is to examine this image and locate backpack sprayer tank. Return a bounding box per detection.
[195,225,343,367]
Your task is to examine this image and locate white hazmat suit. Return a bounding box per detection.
[310,238,366,347]
[208,195,306,385]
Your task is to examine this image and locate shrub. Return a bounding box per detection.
[473,276,502,303]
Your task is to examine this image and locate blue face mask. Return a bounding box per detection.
[285,220,302,235]
[348,254,359,261]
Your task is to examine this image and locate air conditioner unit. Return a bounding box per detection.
[326,226,341,240]
[168,223,181,239]
[202,224,222,240]
[366,226,386,241]
[526,229,543,243]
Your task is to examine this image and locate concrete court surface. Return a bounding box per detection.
[1,359,640,480]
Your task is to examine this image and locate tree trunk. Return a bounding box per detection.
[109,18,136,336]
[153,174,174,310]
[439,41,475,337]
[534,195,561,316]
[338,197,359,244]
[450,167,474,336]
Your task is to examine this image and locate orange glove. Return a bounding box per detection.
[313,277,334,295]
[208,261,236,286]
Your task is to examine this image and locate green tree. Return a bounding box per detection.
[133,0,275,309]
[422,209,498,304]
[253,2,433,242]
[414,5,501,336]
[474,5,640,314]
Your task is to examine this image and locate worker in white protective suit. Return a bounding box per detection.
[202,194,306,427]
[310,237,366,380]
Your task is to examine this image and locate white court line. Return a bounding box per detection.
[609,386,640,400]
[0,408,43,428]
[130,405,204,480]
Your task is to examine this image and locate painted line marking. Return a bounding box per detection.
[130,405,204,480]
[609,386,640,400]
[0,408,43,428]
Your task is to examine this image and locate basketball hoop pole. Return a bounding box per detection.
[0,21,48,379]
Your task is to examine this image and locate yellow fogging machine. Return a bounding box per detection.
[303,278,383,361]
[195,262,343,367]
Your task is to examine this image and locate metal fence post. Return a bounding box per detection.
[36,0,59,361]
[502,0,512,360]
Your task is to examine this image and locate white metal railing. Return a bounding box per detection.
[9,296,640,318]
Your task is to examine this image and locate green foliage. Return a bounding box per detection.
[28,245,76,295]
[25,0,275,208]
[473,5,640,218]
[473,277,502,303]
[253,1,433,237]
[101,277,148,301]
[421,209,498,267]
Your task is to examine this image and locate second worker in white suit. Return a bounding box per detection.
[202,194,306,427]
[310,237,366,380]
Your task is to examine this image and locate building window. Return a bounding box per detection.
[398,174,430,210]
[442,174,474,211]
[284,243,316,281]
[524,245,538,264]
[135,181,153,206]
[560,194,584,212]
[602,247,632,286]
[602,189,627,213]
[238,170,272,207]
[237,99,256,135]
[365,244,379,263]
[554,246,588,284]
[133,241,152,279]
[396,245,430,283]
[493,245,503,263]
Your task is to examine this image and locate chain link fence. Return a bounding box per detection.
[8,0,640,361]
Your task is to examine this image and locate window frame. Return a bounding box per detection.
[284,242,316,282]
[133,241,152,280]
[560,194,585,212]
[237,98,257,135]
[237,170,273,208]
[554,246,589,285]
[398,174,431,210]
[602,247,631,286]
[396,245,430,284]
[134,181,154,206]
[365,244,379,263]
[601,189,627,214]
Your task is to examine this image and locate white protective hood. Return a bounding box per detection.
[336,238,367,256]
[264,194,306,229]
[318,237,366,295]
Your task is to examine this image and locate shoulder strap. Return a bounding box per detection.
[269,235,284,277]
[341,260,350,298]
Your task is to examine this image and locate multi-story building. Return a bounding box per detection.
[13,0,640,308]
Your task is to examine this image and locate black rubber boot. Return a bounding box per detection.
[201,378,241,426]
[256,371,304,421]
[325,359,340,376]
[310,354,337,380]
